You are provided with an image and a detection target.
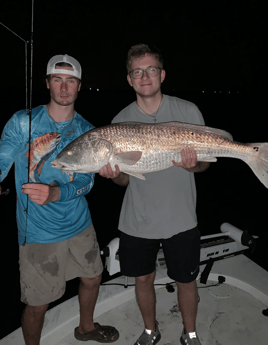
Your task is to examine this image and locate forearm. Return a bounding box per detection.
[59,173,94,201]
[112,172,129,186]
[185,162,210,173]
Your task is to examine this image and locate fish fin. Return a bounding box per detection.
[37,160,46,176]
[159,122,234,141]
[125,171,146,180]
[115,151,142,165]
[199,156,217,162]
[245,143,268,188]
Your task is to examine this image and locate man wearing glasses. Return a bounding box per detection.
[100,44,209,345]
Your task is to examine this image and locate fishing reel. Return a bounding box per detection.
[0,188,10,196]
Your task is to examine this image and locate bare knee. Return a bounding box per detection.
[176,280,198,299]
[136,271,156,286]
[23,304,48,320]
[80,274,102,288]
[177,279,197,289]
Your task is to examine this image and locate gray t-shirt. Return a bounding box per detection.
[112,94,205,239]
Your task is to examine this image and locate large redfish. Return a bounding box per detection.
[52,122,268,188]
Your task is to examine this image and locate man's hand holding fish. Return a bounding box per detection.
[172,148,209,173]
[99,163,130,186]
[99,162,121,179]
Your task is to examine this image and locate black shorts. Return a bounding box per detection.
[119,226,200,283]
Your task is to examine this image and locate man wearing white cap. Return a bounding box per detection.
[0,55,119,344]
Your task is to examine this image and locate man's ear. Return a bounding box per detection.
[127,74,133,87]
[160,69,166,84]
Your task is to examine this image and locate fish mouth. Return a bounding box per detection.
[52,159,79,171]
[51,160,87,173]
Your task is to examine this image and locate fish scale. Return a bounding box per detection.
[52,122,268,188]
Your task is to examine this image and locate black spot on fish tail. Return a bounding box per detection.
[246,143,268,188]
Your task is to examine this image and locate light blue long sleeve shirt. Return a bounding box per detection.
[0,105,94,245]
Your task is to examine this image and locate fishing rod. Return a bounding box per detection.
[23,0,34,245]
[0,21,29,114]
[0,2,34,336]
[0,2,34,234]
[0,22,28,198]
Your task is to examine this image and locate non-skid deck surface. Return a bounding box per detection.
[57,280,267,345]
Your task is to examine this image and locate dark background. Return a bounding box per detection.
[0,0,267,340]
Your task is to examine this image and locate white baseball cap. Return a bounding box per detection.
[46,54,82,79]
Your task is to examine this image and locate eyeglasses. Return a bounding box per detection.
[129,66,161,79]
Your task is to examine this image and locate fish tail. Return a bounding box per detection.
[246,143,268,188]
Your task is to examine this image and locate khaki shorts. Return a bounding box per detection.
[19,224,103,306]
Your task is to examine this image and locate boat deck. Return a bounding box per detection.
[57,256,268,345]
[58,279,267,345]
[2,254,268,345]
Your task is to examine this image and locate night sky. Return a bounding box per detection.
[1,1,266,92]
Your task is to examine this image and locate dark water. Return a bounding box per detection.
[0,89,267,340]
